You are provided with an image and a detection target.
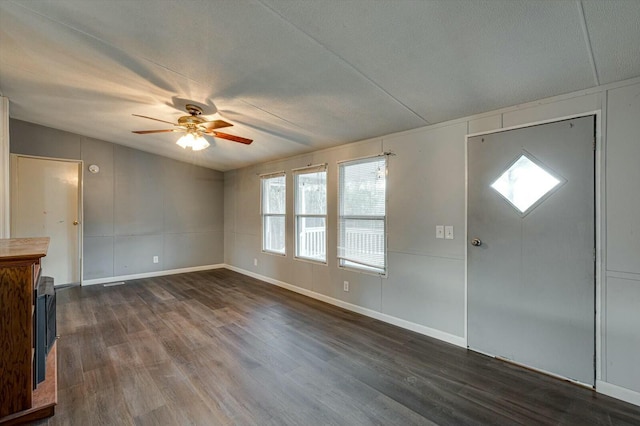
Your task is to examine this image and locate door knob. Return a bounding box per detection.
[471,238,482,246]
[73,220,79,226]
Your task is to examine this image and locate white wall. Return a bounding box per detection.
[9,120,226,284]
[224,77,640,406]
[0,97,9,238]
[602,83,640,400]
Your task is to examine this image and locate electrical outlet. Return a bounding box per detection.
[436,225,444,239]
[153,256,159,264]
[343,281,349,292]
[254,258,258,266]
[445,226,454,240]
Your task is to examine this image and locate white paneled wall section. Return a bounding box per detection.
[8,121,226,284]
[225,76,640,407]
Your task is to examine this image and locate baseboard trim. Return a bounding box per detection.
[82,264,226,286]
[597,380,640,407]
[225,265,466,348]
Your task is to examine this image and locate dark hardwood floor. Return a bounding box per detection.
[34,269,640,425]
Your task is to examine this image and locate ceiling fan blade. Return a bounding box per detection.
[210,131,253,145]
[132,114,177,126]
[132,129,184,134]
[200,120,233,131]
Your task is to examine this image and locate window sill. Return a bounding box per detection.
[338,264,387,278]
[294,256,328,266]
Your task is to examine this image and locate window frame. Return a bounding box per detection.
[260,171,287,256]
[337,156,388,275]
[293,164,328,264]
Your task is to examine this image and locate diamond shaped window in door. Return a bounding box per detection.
[491,153,563,215]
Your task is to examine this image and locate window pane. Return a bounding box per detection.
[263,215,285,254]
[338,218,385,270]
[295,171,327,215]
[296,217,326,261]
[338,157,386,273]
[491,154,561,214]
[339,158,386,216]
[262,176,286,214]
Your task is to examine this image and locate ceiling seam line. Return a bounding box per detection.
[576,0,600,86]
[239,100,341,145]
[255,0,430,126]
[240,100,321,134]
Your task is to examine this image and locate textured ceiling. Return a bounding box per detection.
[1,0,639,171]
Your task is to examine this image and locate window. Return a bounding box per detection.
[491,153,563,215]
[338,157,386,274]
[294,165,327,262]
[261,172,286,255]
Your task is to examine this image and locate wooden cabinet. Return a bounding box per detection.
[0,238,57,425]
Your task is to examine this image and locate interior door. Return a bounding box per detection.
[467,116,595,385]
[11,155,82,286]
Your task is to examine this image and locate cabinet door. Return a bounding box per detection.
[0,264,34,416]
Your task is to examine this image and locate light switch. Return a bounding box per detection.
[445,226,454,240]
[436,225,444,239]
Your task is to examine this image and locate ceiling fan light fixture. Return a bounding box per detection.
[133,104,252,145]
[191,136,210,151]
[176,131,210,151]
[176,132,192,149]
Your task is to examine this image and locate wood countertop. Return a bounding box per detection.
[0,238,50,261]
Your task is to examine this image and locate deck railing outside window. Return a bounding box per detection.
[298,227,384,263]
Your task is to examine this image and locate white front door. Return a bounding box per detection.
[11,155,82,286]
[467,116,595,385]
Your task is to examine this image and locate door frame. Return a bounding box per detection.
[10,154,84,286]
[464,110,602,386]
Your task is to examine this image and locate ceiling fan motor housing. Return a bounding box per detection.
[185,104,203,116]
[179,105,208,128]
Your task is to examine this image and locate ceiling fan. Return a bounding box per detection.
[132,104,253,150]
